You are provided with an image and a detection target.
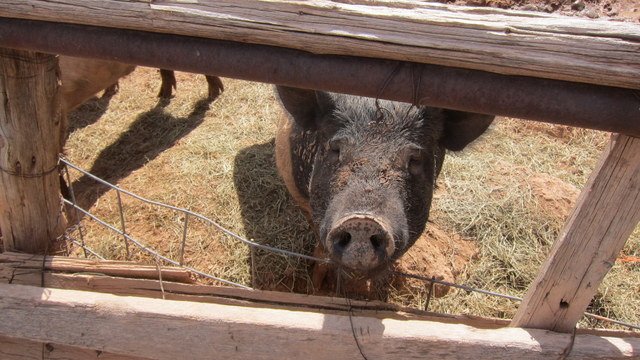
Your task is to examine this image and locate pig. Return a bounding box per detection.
[158,69,224,100]
[59,57,136,111]
[59,57,224,112]
[274,86,494,287]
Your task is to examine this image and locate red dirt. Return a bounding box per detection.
[393,224,479,298]
[57,0,636,302]
[446,0,639,21]
[528,172,580,219]
[372,0,638,300]
[492,159,579,219]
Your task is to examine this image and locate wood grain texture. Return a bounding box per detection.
[0,0,638,89]
[0,283,638,359]
[0,335,148,360]
[0,49,65,254]
[3,253,638,339]
[0,252,496,326]
[0,251,192,283]
[512,134,640,332]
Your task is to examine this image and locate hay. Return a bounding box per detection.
[64,67,639,330]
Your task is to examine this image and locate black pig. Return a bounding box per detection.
[275,86,493,286]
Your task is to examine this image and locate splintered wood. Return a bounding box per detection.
[0,251,192,283]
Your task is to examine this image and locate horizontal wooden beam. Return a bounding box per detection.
[0,251,192,283]
[1,19,639,137]
[0,283,638,359]
[0,335,145,360]
[0,252,505,327]
[0,0,638,89]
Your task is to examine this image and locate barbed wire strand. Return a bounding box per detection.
[155,255,166,300]
[60,158,640,332]
[62,200,251,290]
[115,190,131,260]
[179,213,189,266]
[63,164,88,258]
[61,224,106,260]
[559,327,578,360]
[424,276,436,312]
[393,272,640,331]
[62,158,328,264]
[392,271,523,302]
[66,237,105,260]
[346,297,369,360]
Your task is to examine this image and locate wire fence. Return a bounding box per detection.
[59,157,640,332]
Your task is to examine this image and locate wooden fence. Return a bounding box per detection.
[0,0,639,358]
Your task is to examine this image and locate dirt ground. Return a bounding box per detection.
[391,0,639,301]
[446,0,640,21]
[57,0,640,330]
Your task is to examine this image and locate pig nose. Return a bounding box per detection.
[328,215,395,271]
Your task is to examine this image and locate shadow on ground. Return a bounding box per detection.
[69,98,212,211]
[67,91,117,133]
[233,139,316,293]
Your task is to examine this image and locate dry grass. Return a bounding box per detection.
[420,120,640,329]
[63,67,639,330]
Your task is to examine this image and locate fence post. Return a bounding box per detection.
[0,48,66,253]
[511,134,640,332]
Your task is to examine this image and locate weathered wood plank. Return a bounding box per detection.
[0,48,65,253]
[0,0,638,89]
[0,251,192,283]
[512,134,640,332]
[0,335,148,360]
[0,283,638,359]
[0,253,504,327]
[3,254,637,339]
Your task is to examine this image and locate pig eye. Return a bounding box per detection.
[403,147,424,176]
[328,137,345,161]
[408,155,423,176]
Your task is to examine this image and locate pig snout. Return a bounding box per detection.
[327,215,396,271]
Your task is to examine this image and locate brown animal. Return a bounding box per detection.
[59,57,136,111]
[274,86,494,289]
[158,69,224,100]
[59,56,224,112]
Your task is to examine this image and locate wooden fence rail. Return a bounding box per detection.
[0,0,638,89]
[0,19,638,136]
[0,283,638,359]
[0,0,638,351]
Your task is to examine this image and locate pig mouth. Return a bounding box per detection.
[323,213,399,273]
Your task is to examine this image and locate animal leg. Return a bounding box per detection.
[102,81,120,98]
[205,75,224,100]
[158,69,177,98]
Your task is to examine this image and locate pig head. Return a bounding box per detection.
[275,86,493,276]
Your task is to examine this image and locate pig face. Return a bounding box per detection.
[276,86,493,275]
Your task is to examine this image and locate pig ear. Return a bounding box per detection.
[276,86,334,130]
[440,110,494,151]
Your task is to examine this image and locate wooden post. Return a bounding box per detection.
[0,48,65,253]
[511,134,640,332]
